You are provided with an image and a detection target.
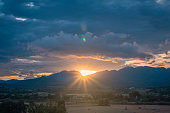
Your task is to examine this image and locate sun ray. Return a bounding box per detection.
[67,76,81,88]
[83,78,88,94]
[88,76,107,89]
[66,70,107,94]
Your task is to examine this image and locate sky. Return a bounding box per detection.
[0,0,170,80]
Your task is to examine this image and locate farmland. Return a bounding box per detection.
[66,104,170,113]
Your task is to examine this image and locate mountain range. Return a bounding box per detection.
[1,66,170,88]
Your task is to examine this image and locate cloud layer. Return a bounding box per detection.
[0,0,169,79]
[32,32,151,59]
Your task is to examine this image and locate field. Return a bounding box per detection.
[66,104,170,113]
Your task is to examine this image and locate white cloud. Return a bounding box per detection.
[125,51,170,68]
[155,0,168,4]
[13,58,40,64]
[25,2,35,7]
[156,0,163,3]
[15,17,27,21]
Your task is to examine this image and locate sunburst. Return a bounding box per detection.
[80,70,97,76]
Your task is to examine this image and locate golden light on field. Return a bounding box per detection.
[80,70,97,76]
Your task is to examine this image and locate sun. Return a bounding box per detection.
[80,70,97,76]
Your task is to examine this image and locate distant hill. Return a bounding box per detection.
[90,66,170,87]
[0,80,5,84]
[1,66,170,88]
[11,71,81,88]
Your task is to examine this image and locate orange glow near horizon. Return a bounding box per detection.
[0,76,25,81]
[80,70,97,76]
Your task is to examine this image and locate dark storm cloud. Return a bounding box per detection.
[32,32,151,59]
[0,0,170,77]
[2,0,170,34]
[1,0,170,43]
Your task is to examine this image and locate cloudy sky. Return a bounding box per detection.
[0,0,170,80]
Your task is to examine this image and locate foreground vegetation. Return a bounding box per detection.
[0,99,66,113]
[0,86,170,112]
